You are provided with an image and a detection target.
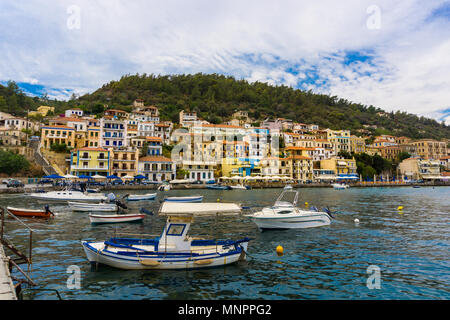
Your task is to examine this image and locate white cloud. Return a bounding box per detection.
[0,0,449,122]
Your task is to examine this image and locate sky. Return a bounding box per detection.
[0,0,449,124]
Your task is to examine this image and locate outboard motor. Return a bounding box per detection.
[115,200,128,209]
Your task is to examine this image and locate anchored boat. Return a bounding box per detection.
[207,184,231,190]
[164,196,203,203]
[7,206,54,218]
[81,202,250,270]
[88,213,146,224]
[332,183,349,189]
[68,201,118,212]
[126,193,157,201]
[28,189,108,202]
[247,190,332,230]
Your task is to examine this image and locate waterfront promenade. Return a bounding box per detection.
[0,245,16,300]
[0,180,448,194]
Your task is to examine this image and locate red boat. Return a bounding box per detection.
[7,206,54,218]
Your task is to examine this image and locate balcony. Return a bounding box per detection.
[71,166,108,171]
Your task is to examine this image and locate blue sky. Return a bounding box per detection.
[0,0,449,124]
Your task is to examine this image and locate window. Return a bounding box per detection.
[166,224,185,236]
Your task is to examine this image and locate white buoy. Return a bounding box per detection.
[354,218,360,224]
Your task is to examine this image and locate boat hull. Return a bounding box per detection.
[164,196,203,203]
[127,193,157,201]
[82,240,249,270]
[7,207,53,218]
[29,191,107,202]
[251,212,331,229]
[69,202,117,212]
[88,214,145,224]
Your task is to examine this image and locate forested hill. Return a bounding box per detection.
[73,73,449,140]
[2,74,449,140]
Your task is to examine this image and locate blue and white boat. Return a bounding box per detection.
[207,185,231,190]
[126,193,157,201]
[81,202,250,270]
[164,196,203,203]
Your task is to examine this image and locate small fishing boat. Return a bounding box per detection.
[207,185,231,190]
[247,190,332,230]
[7,206,54,218]
[164,196,203,203]
[332,183,349,190]
[28,189,108,202]
[88,213,146,224]
[283,185,293,190]
[68,201,118,212]
[82,202,250,270]
[126,193,157,201]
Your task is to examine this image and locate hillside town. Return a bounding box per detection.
[0,99,449,184]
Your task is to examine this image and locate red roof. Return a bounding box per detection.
[139,156,172,162]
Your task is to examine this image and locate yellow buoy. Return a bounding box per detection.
[217,198,220,202]
[304,202,309,208]
[397,206,403,210]
[276,245,284,256]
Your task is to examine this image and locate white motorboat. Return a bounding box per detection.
[88,213,145,224]
[81,202,250,270]
[332,183,349,189]
[247,190,332,230]
[126,193,157,201]
[164,196,203,203]
[158,184,171,191]
[68,201,118,212]
[230,184,248,190]
[28,189,108,202]
[283,185,293,190]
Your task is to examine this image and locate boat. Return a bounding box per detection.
[283,185,293,190]
[28,189,108,202]
[126,193,157,201]
[68,201,118,212]
[158,184,171,191]
[332,183,349,189]
[164,196,203,203]
[247,190,332,230]
[7,206,54,218]
[230,184,249,190]
[88,213,146,224]
[207,185,231,190]
[81,202,250,270]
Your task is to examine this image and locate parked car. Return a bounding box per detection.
[111,179,124,185]
[37,178,53,185]
[7,180,24,188]
[2,178,14,184]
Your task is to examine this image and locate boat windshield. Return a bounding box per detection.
[274,190,298,207]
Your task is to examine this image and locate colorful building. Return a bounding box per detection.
[70,147,111,177]
[138,155,175,182]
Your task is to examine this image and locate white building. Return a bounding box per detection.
[100,118,128,148]
[65,108,84,118]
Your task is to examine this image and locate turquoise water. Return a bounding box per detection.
[1,186,449,300]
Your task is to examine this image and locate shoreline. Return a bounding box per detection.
[0,181,448,194]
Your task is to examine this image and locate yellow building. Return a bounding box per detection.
[284,147,314,182]
[70,147,111,177]
[221,158,254,177]
[87,128,100,148]
[41,125,76,149]
[325,129,351,154]
[110,148,139,178]
[350,135,366,154]
[411,139,447,160]
[28,106,55,117]
[320,157,358,180]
